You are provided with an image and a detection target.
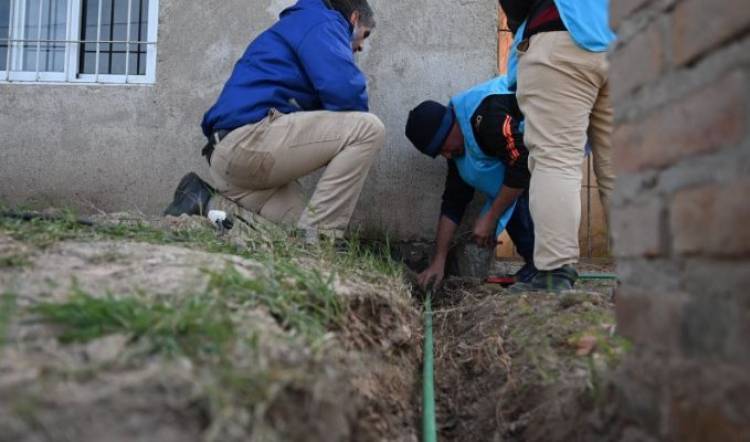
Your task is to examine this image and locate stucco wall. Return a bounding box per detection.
[0,0,497,241]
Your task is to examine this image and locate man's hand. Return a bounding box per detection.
[473,212,498,248]
[473,185,524,248]
[418,260,446,291]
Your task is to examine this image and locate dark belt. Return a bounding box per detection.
[201,129,232,165]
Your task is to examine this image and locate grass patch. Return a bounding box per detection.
[0,209,241,255]
[0,254,31,268]
[0,209,404,285]
[8,208,402,348]
[0,210,88,248]
[325,234,403,280]
[207,261,341,342]
[33,255,343,354]
[32,288,234,359]
[0,293,17,346]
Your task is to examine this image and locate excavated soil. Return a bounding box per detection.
[0,213,422,442]
[431,271,626,442]
[0,211,628,442]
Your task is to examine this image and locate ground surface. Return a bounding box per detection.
[0,210,628,442]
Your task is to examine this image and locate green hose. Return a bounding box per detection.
[422,291,438,442]
[578,273,618,281]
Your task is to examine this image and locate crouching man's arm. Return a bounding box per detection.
[418,161,474,289]
[419,215,458,289]
[473,185,524,248]
[472,145,530,247]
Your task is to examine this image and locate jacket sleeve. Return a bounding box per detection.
[472,95,531,189]
[503,152,531,189]
[441,160,475,225]
[296,20,369,112]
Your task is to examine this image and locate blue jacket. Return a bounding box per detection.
[554,0,615,52]
[451,75,519,238]
[201,0,369,137]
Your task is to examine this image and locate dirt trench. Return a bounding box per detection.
[428,273,627,442]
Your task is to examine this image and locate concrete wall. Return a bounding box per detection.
[610,0,750,439]
[0,0,497,241]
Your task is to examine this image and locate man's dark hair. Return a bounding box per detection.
[328,0,376,28]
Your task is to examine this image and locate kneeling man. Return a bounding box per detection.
[405,75,537,289]
[165,0,384,242]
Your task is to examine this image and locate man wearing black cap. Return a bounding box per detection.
[405,76,536,289]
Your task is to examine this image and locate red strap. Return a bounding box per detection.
[528,4,561,30]
[486,276,516,285]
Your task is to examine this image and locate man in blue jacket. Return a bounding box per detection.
[501,0,616,292]
[165,0,384,242]
[405,75,537,289]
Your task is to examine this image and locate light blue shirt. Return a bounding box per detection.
[554,0,616,52]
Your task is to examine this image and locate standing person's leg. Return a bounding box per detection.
[516,31,607,273]
[587,80,615,227]
[505,190,537,282]
[209,110,385,236]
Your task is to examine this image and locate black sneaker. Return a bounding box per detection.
[163,172,214,217]
[509,264,578,294]
[513,262,538,283]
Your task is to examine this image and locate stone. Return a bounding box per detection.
[446,242,494,280]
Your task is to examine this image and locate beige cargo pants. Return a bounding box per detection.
[516,31,615,271]
[207,110,385,237]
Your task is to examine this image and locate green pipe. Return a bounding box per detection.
[422,292,438,442]
[578,273,618,281]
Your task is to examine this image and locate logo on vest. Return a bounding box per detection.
[474,115,483,129]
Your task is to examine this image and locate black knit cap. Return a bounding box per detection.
[405,100,455,158]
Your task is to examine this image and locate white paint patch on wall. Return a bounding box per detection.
[266,0,295,20]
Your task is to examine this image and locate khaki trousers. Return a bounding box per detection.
[516,31,615,270]
[208,110,385,235]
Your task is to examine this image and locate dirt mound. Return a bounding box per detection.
[431,277,627,442]
[0,212,421,442]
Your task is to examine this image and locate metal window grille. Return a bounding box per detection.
[1,0,158,84]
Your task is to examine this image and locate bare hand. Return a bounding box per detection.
[417,262,445,291]
[473,213,498,249]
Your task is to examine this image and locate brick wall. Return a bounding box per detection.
[610,0,750,439]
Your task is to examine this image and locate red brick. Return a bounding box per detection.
[670,179,750,257]
[614,70,748,173]
[672,0,750,66]
[662,362,750,441]
[611,0,653,30]
[611,198,664,258]
[615,287,686,351]
[671,400,750,442]
[611,18,665,102]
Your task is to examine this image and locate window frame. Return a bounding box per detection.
[0,0,158,85]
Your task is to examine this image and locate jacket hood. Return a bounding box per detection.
[280,0,331,18]
[280,0,353,34]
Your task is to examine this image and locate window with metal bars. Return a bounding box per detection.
[0,0,158,84]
